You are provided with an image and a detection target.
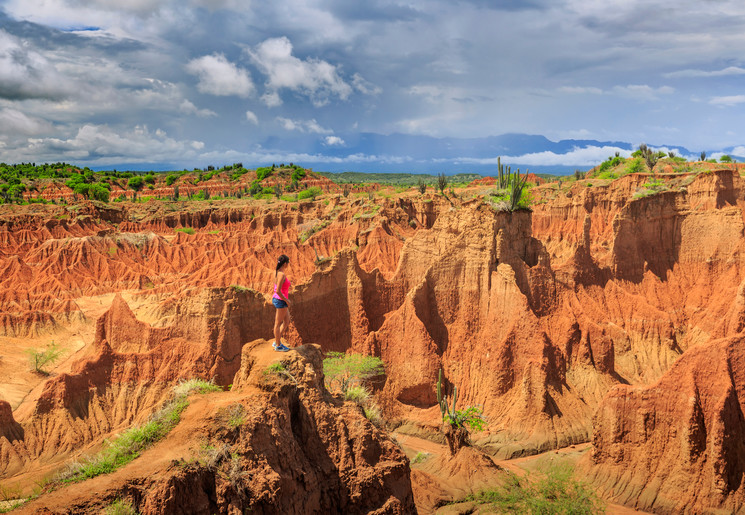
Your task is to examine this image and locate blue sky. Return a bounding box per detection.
[0,0,744,173]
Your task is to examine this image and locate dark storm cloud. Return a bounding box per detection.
[0,0,743,168]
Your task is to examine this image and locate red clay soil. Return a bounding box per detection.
[13,340,415,514]
[3,168,745,512]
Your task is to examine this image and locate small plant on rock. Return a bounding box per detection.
[26,342,63,374]
[104,498,138,515]
[264,361,297,385]
[436,368,485,455]
[437,173,448,194]
[411,452,431,464]
[323,352,384,394]
[417,178,427,194]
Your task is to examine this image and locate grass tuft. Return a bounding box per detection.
[466,463,604,514]
[344,385,371,405]
[172,378,222,397]
[104,498,138,515]
[57,379,220,484]
[411,451,431,464]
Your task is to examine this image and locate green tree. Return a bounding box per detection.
[437,173,447,194]
[26,342,64,374]
[323,352,384,394]
[88,183,110,202]
[720,155,733,163]
[128,176,144,190]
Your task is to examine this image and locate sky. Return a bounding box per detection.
[0,0,744,173]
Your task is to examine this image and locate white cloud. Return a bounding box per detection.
[458,145,633,167]
[245,110,258,124]
[179,99,217,117]
[324,136,345,146]
[709,95,745,107]
[664,66,745,78]
[612,84,674,100]
[558,86,603,95]
[0,29,70,100]
[186,54,254,97]
[248,37,352,107]
[0,108,53,135]
[261,91,282,107]
[11,124,205,164]
[351,73,381,95]
[276,117,332,134]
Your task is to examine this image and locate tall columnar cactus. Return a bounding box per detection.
[436,368,458,423]
[497,157,513,190]
[509,168,529,211]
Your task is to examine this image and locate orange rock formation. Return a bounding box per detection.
[2,168,745,512]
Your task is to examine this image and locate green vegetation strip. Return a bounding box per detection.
[465,463,604,514]
[59,379,220,483]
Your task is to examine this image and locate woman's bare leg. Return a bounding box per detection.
[273,308,284,346]
[277,309,290,345]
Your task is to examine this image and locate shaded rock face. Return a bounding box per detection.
[14,343,416,515]
[181,342,416,515]
[0,289,275,477]
[583,334,745,514]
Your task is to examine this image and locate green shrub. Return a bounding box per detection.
[248,180,262,196]
[323,352,384,394]
[172,378,221,396]
[127,176,144,190]
[411,452,431,464]
[175,227,195,235]
[291,166,306,183]
[466,463,604,514]
[298,186,322,201]
[344,385,371,404]
[256,167,273,181]
[26,342,63,374]
[59,379,218,484]
[88,183,110,202]
[720,155,733,163]
[224,404,246,429]
[264,361,297,384]
[627,158,644,174]
[104,499,138,515]
[436,368,485,432]
[166,174,178,186]
[144,174,155,184]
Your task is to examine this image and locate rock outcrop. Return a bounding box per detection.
[583,332,745,514]
[13,341,415,514]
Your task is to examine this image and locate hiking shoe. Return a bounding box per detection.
[275,343,290,352]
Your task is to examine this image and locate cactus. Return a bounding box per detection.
[497,157,513,190]
[508,168,529,211]
[436,368,458,423]
[437,368,445,420]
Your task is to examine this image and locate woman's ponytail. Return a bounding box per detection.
[276,254,289,274]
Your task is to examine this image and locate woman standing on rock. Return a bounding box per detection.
[272,254,292,352]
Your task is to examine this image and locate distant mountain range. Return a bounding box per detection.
[108,133,742,175]
[258,132,743,175]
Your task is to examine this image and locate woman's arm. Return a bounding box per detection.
[276,272,290,304]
